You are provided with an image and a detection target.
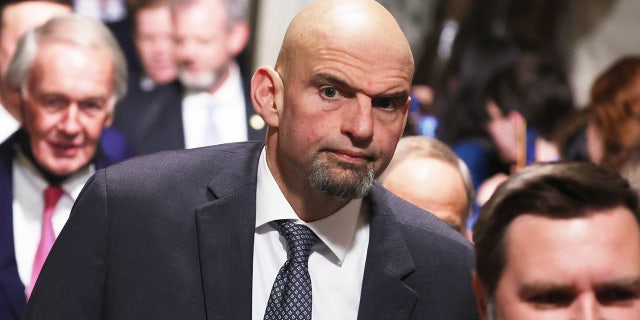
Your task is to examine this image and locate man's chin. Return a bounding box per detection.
[46,167,79,178]
[42,159,88,177]
[178,72,216,91]
[309,157,374,199]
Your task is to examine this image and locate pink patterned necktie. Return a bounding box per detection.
[27,185,64,299]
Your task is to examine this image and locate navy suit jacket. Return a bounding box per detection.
[113,74,266,156]
[24,141,479,319]
[0,130,131,320]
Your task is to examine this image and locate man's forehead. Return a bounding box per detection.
[281,0,414,79]
[30,43,114,85]
[503,208,640,261]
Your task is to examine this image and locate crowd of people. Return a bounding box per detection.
[1,0,639,319]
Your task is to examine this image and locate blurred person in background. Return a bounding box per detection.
[112,0,182,155]
[73,0,140,73]
[559,56,640,173]
[439,51,575,231]
[435,36,520,189]
[473,161,640,319]
[113,0,266,155]
[0,14,130,319]
[129,0,176,89]
[171,0,265,148]
[470,52,575,225]
[378,136,474,238]
[0,0,132,157]
[0,0,72,142]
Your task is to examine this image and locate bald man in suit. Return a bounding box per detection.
[25,1,478,319]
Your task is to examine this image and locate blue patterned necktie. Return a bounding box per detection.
[264,220,319,320]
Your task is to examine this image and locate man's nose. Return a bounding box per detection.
[342,95,374,142]
[175,38,196,60]
[572,293,603,320]
[58,105,81,135]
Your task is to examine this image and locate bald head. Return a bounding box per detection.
[276,0,413,80]
[250,0,415,221]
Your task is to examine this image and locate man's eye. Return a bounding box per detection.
[79,101,106,116]
[41,97,66,110]
[82,101,103,110]
[320,87,339,99]
[597,289,640,305]
[372,97,400,110]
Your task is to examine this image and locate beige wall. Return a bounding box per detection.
[252,0,312,70]
[567,0,640,107]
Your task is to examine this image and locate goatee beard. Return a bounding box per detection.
[178,68,220,92]
[308,153,374,199]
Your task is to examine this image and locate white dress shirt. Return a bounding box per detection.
[182,63,249,149]
[12,147,94,291]
[0,104,19,143]
[252,148,370,319]
[73,0,126,22]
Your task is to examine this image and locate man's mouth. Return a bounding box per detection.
[330,149,373,165]
[50,142,81,157]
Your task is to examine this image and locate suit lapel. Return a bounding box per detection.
[195,143,261,319]
[357,185,418,320]
[196,193,255,319]
[0,133,27,317]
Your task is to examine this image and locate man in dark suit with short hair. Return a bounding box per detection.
[24,1,479,319]
[112,0,265,156]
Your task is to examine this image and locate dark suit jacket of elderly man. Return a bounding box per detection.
[0,129,131,320]
[24,141,479,320]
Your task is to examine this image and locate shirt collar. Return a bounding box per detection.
[184,63,242,102]
[213,63,242,107]
[255,147,364,264]
[15,144,95,200]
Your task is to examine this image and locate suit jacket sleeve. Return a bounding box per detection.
[24,172,108,319]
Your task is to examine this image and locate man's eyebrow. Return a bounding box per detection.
[374,91,410,100]
[518,281,575,297]
[309,73,410,98]
[309,73,351,89]
[595,277,640,291]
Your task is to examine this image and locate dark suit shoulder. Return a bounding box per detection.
[101,141,263,195]
[363,185,479,319]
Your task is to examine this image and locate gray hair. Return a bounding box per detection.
[168,0,247,27]
[5,13,128,109]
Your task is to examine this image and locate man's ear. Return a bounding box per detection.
[251,66,283,128]
[103,98,116,128]
[104,112,114,128]
[473,272,490,320]
[11,89,24,123]
[227,21,250,56]
[400,95,411,133]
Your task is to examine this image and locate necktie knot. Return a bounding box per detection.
[44,185,64,216]
[276,220,318,263]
